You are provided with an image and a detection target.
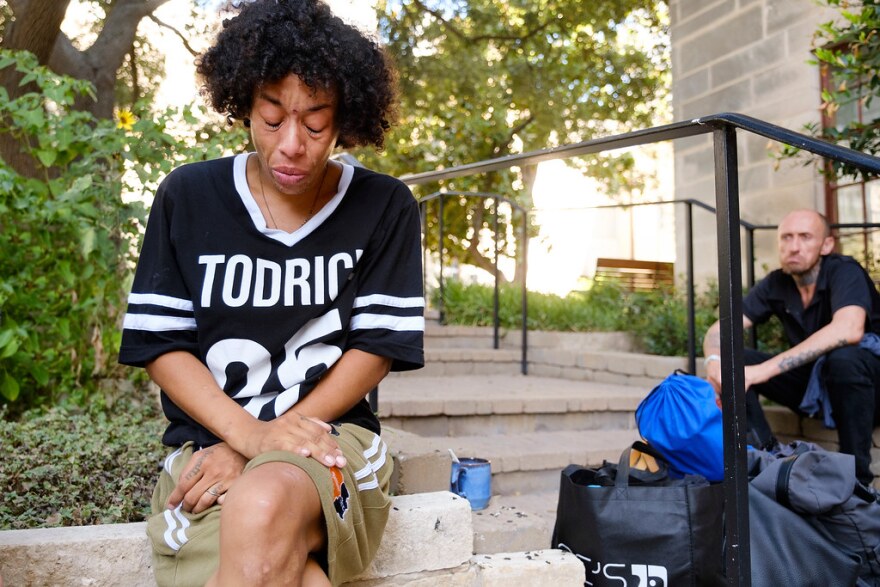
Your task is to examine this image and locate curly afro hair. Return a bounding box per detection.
[197,0,398,150]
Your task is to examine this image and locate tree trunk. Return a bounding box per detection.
[1,0,70,61]
[0,0,72,176]
[82,0,172,119]
[511,164,539,285]
[0,0,172,175]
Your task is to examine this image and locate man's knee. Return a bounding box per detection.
[824,345,876,386]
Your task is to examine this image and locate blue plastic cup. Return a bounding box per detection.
[450,457,491,511]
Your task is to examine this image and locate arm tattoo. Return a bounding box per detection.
[777,339,848,372]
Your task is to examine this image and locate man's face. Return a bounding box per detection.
[248,74,339,198]
[777,210,834,276]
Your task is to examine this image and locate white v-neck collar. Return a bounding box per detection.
[233,153,353,247]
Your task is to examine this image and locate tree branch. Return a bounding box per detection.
[411,0,554,44]
[148,14,199,57]
[9,0,28,14]
[84,0,173,117]
[48,33,91,80]
[492,114,535,156]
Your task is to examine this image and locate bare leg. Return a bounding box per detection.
[304,556,332,587]
[206,461,326,587]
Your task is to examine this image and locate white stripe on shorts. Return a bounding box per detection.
[355,434,388,491]
[163,446,184,474]
[161,506,191,552]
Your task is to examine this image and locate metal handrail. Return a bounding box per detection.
[418,191,530,374]
[401,112,880,586]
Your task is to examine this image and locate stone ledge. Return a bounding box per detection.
[0,492,473,587]
[0,522,152,587]
[347,549,584,586]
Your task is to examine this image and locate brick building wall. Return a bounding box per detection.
[669,0,838,282]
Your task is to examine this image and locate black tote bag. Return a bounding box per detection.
[551,443,725,587]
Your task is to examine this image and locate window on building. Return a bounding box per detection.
[820,62,880,276]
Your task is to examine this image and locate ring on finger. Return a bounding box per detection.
[206,486,222,497]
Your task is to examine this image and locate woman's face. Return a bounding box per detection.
[248,74,340,199]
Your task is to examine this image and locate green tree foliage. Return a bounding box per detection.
[780,0,880,179]
[357,0,669,281]
[818,0,880,178]
[0,0,218,178]
[0,50,245,416]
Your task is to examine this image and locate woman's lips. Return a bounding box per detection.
[273,167,307,187]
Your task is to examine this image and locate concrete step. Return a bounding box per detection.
[386,426,639,496]
[378,374,646,437]
[472,492,559,555]
[390,346,689,388]
[423,324,637,354]
[449,428,638,495]
[381,375,646,497]
[393,348,526,377]
[0,491,585,586]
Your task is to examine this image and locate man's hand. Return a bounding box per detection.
[744,362,777,391]
[167,443,247,513]
[705,359,722,394]
[241,412,346,468]
[708,358,776,411]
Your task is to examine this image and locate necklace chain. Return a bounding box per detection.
[255,157,330,230]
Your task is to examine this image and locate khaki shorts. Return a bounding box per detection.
[146,423,393,586]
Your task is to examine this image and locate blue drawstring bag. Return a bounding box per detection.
[635,370,724,482]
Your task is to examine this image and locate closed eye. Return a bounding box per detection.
[265,120,282,130]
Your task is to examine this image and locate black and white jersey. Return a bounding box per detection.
[119,154,424,447]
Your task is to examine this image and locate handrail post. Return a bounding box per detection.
[686,200,696,374]
[713,125,750,586]
[746,227,758,350]
[438,195,446,325]
[521,208,529,375]
[420,201,428,314]
[493,199,500,350]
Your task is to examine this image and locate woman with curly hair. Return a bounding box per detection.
[118,1,424,585]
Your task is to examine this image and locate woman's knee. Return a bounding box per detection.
[222,461,322,534]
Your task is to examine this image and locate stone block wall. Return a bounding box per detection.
[669,0,839,283]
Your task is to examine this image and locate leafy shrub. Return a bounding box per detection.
[625,283,719,356]
[433,279,631,332]
[434,279,786,357]
[0,50,246,417]
[0,396,166,529]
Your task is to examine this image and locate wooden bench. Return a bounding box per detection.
[593,257,674,292]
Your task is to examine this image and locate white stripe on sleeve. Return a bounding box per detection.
[128,293,194,312]
[123,313,198,332]
[350,313,424,332]
[353,294,425,309]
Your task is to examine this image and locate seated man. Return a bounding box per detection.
[703,209,880,485]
